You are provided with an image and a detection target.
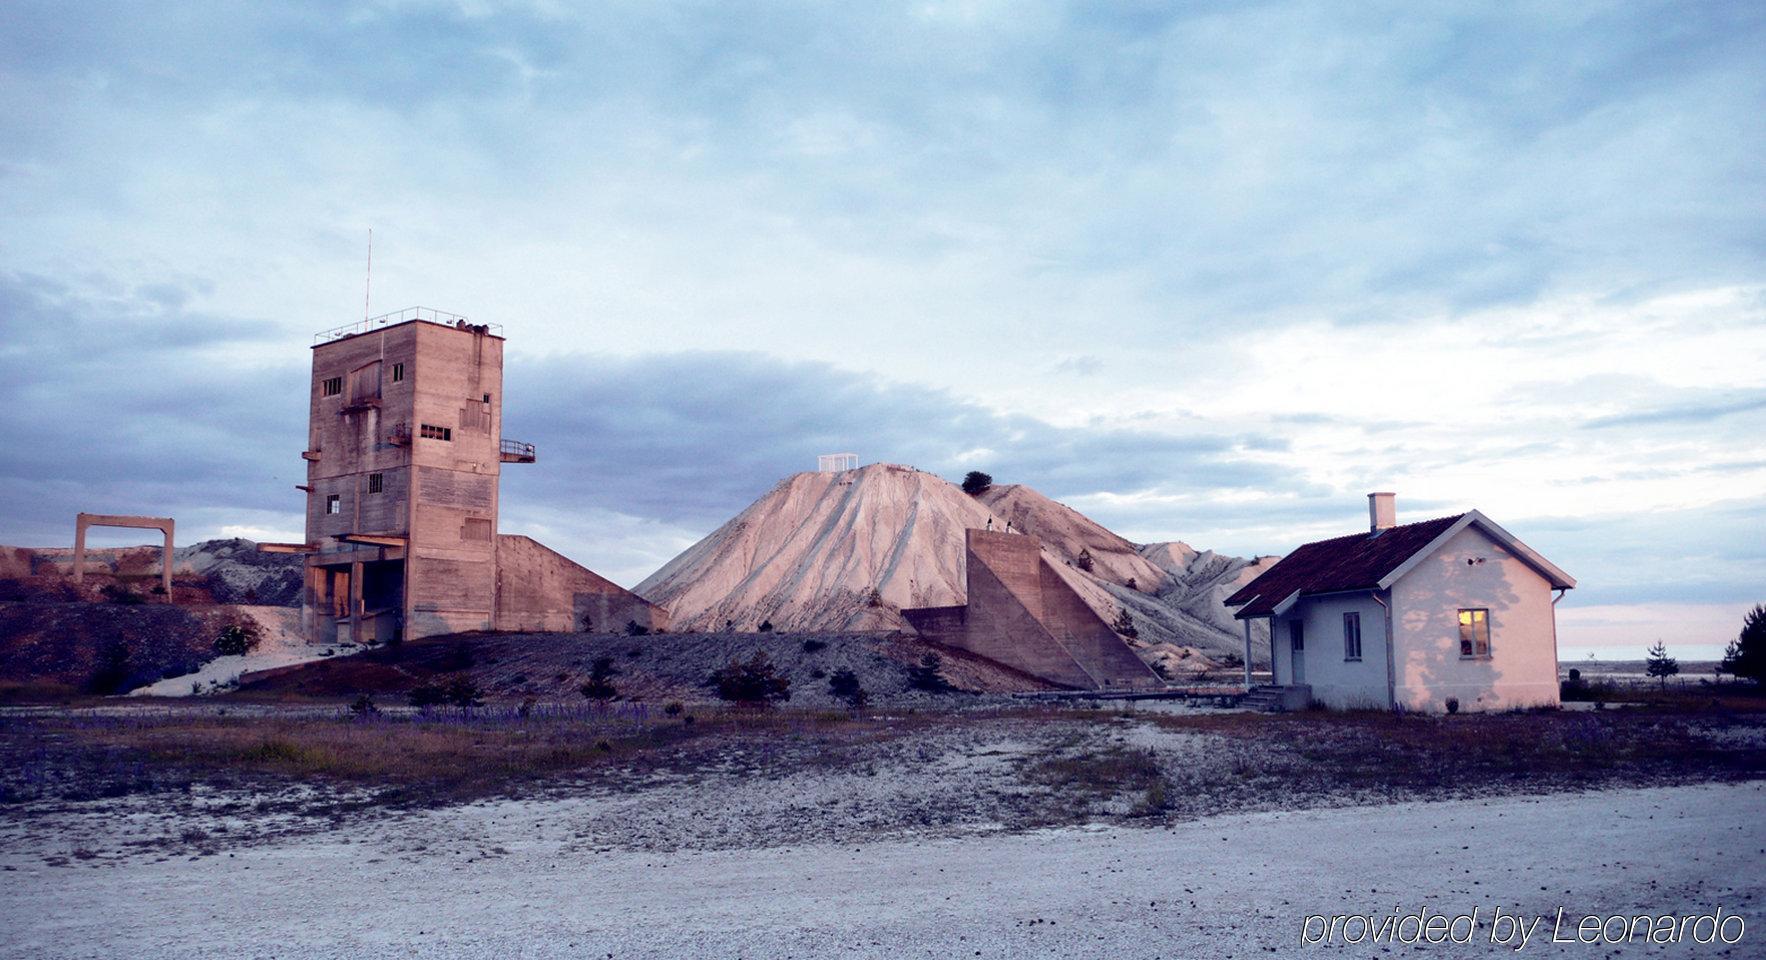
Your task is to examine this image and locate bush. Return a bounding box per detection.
[348,694,380,718]
[906,653,952,692]
[828,668,868,709]
[961,471,993,496]
[444,674,484,708]
[710,653,792,705]
[663,701,684,716]
[101,583,144,605]
[801,639,827,653]
[757,620,775,633]
[86,640,133,695]
[625,620,649,637]
[214,622,262,657]
[1110,608,1138,640]
[1075,549,1095,573]
[578,656,620,700]
[408,684,448,708]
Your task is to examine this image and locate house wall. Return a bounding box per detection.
[1281,593,1393,709]
[494,534,669,633]
[1390,525,1560,712]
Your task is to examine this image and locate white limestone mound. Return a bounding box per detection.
[637,463,1277,664]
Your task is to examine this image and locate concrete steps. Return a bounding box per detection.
[1239,684,1312,712]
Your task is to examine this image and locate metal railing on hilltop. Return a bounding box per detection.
[314,307,504,344]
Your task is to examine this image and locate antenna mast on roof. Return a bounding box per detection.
[363,227,373,322]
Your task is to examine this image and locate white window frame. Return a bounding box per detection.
[1458,608,1491,659]
[1342,611,1362,662]
[325,494,341,515]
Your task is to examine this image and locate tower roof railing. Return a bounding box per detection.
[314,307,503,344]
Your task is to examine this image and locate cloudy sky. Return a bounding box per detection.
[3,1,1761,657]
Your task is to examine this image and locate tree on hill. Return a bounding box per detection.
[1111,608,1138,640]
[906,653,952,692]
[1645,641,1679,690]
[710,653,791,705]
[828,667,868,709]
[214,621,261,657]
[1718,604,1766,684]
[579,656,620,700]
[1075,548,1095,573]
[961,471,993,496]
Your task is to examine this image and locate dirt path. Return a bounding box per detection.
[3,781,1759,959]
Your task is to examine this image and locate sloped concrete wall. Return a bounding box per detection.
[494,535,669,634]
[903,530,1159,690]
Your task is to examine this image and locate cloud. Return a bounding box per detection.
[1582,393,1766,429]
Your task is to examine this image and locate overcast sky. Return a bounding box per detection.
[3,1,1761,657]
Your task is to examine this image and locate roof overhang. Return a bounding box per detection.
[1375,510,1575,591]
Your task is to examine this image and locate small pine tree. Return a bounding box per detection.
[579,656,620,700]
[907,653,952,692]
[828,667,868,709]
[1645,641,1679,690]
[757,619,775,633]
[960,471,993,496]
[444,674,484,708]
[1110,608,1138,640]
[625,619,649,637]
[214,622,261,657]
[580,613,594,633]
[1126,577,1137,591]
[1718,604,1766,684]
[710,652,791,704]
[1075,549,1094,573]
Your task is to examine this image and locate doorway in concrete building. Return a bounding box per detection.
[1289,620,1306,684]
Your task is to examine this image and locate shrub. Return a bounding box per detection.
[348,694,380,718]
[625,620,649,637]
[710,653,792,705]
[101,582,144,605]
[214,622,262,657]
[757,620,775,633]
[828,668,868,708]
[960,471,993,496]
[663,701,684,716]
[408,684,448,708]
[1126,577,1137,591]
[444,674,484,708]
[444,643,476,671]
[578,657,620,700]
[1110,608,1138,640]
[801,639,827,653]
[906,653,952,692]
[86,640,133,695]
[579,613,594,633]
[1075,549,1095,573]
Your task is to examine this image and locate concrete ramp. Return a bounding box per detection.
[903,530,1160,690]
[494,535,669,633]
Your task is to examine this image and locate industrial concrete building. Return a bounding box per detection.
[903,529,1161,690]
[271,307,666,646]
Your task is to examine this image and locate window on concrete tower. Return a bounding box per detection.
[368,472,383,494]
[1459,609,1491,658]
[391,362,404,383]
[1342,612,1362,661]
[326,494,341,515]
[321,377,342,397]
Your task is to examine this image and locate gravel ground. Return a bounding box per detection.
[2,781,1759,959]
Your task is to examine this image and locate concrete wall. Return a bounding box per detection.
[903,530,1159,690]
[1391,525,1560,712]
[494,534,669,633]
[1280,593,1393,710]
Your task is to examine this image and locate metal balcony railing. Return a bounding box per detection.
[500,438,537,463]
[315,307,504,344]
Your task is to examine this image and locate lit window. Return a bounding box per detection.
[1343,612,1362,661]
[321,377,342,397]
[325,494,341,515]
[1459,609,1491,658]
[419,424,452,441]
[368,472,383,494]
[391,363,404,383]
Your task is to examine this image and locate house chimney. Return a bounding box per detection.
[1368,492,1396,533]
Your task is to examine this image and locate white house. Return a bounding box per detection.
[1225,493,1575,712]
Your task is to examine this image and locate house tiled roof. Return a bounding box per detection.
[1225,514,1467,619]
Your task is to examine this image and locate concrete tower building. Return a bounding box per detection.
[288,307,664,646]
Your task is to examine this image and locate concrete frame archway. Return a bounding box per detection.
[73,513,175,601]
